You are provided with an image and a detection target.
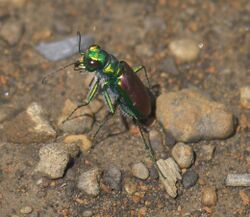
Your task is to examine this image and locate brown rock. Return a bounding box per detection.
[64,134,92,153]
[3,102,56,144]
[201,186,218,206]
[156,89,235,142]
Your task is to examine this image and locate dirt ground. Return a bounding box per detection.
[0,0,249,217]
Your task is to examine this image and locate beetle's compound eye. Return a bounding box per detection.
[85,58,101,72]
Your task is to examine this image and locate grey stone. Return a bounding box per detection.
[182,170,199,189]
[225,173,250,186]
[77,168,100,196]
[159,57,179,75]
[102,166,122,191]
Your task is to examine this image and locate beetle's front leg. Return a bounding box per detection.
[91,83,118,143]
[62,76,100,124]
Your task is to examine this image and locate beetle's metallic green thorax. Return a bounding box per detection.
[103,54,121,77]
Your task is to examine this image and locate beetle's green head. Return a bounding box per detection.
[75,45,109,72]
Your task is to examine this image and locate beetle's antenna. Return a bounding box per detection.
[77,31,83,54]
[42,61,76,84]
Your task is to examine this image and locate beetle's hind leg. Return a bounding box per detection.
[136,121,166,179]
[132,65,151,89]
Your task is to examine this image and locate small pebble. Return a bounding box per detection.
[240,86,250,109]
[157,158,181,198]
[182,169,199,189]
[149,130,165,155]
[159,57,179,75]
[102,166,122,191]
[169,38,200,62]
[77,168,100,196]
[239,189,250,205]
[171,143,194,169]
[201,187,218,206]
[138,207,147,217]
[225,173,250,186]
[124,178,137,195]
[20,206,33,214]
[82,210,93,217]
[131,162,149,180]
[156,89,235,142]
[199,144,215,161]
[64,134,92,153]
[35,143,70,179]
[0,19,24,45]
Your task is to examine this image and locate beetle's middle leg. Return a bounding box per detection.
[91,88,117,143]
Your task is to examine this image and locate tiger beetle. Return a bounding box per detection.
[44,32,165,178]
